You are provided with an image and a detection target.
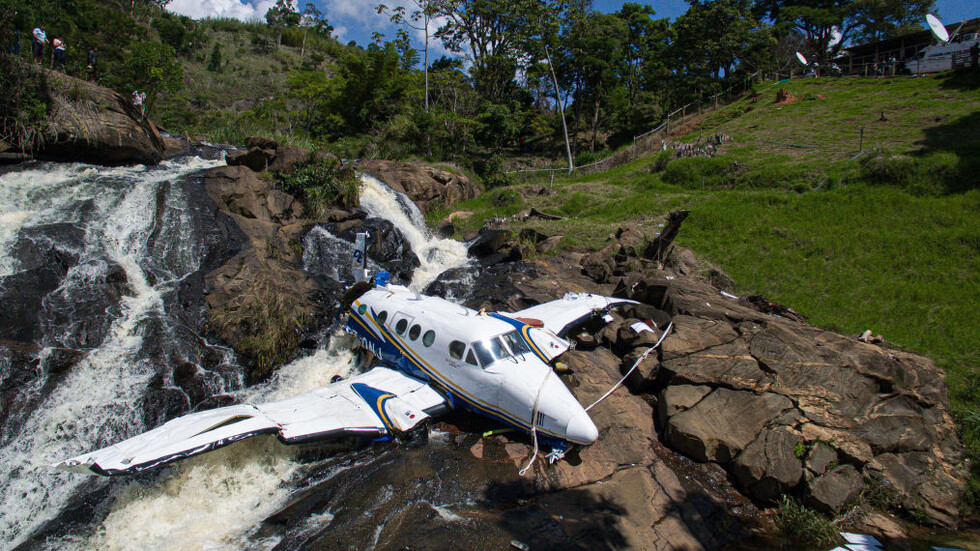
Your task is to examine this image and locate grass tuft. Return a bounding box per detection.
[777,495,842,549]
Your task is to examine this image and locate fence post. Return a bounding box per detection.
[859,127,864,151]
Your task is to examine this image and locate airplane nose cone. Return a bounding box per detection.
[565,413,598,445]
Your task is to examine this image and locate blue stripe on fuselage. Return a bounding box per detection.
[345,303,579,445]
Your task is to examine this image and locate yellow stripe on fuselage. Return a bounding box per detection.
[350,301,568,441]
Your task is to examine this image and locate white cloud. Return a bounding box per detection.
[167,0,277,21]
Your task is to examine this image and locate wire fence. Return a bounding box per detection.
[507,71,761,184]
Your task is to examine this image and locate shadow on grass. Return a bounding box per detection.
[939,68,980,92]
[918,108,980,193]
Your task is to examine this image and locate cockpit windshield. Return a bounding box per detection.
[472,330,532,367]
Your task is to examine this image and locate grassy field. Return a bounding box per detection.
[432,70,980,502]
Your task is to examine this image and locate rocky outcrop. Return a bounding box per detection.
[353,160,481,212]
[562,224,969,526]
[34,68,165,165]
[225,136,337,174]
[430,213,968,530]
[197,165,321,373]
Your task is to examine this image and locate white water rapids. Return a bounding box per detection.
[0,160,469,550]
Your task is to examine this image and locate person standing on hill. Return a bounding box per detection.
[31,25,47,64]
[52,36,66,72]
[87,46,97,80]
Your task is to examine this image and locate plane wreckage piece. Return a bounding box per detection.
[56,367,447,476]
[59,256,637,477]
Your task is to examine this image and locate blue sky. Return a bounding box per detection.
[169,0,980,57]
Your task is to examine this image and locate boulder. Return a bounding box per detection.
[656,384,712,427]
[806,464,862,513]
[661,339,773,392]
[660,315,739,360]
[731,427,804,502]
[34,68,165,165]
[353,160,481,212]
[467,229,512,258]
[806,442,838,476]
[664,388,793,463]
[226,147,274,172]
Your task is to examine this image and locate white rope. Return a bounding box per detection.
[518,371,550,476]
[585,321,673,412]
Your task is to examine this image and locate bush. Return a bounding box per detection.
[0,57,50,152]
[776,495,841,549]
[574,148,610,167]
[473,155,512,189]
[276,154,359,218]
[649,150,673,173]
[661,156,734,189]
[860,151,960,196]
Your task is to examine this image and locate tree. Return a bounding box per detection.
[288,71,343,136]
[207,42,221,72]
[377,0,440,113]
[120,42,184,114]
[300,2,332,58]
[266,0,301,49]
[434,0,557,103]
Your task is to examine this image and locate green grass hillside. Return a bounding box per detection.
[435,71,980,501]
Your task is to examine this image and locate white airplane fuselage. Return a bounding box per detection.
[344,284,599,447]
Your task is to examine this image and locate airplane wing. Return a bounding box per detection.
[56,367,447,476]
[510,292,638,337]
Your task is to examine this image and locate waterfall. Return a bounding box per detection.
[357,174,469,289]
[0,161,473,549]
[0,158,224,548]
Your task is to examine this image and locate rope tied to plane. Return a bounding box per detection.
[518,370,551,476]
[585,321,673,412]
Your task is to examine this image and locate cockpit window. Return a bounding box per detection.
[473,331,530,368]
[501,331,532,356]
[449,340,465,360]
[466,349,479,366]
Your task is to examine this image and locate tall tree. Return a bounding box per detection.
[434,0,556,102]
[300,2,332,58]
[266,0,301,49]
[377,0,440,114]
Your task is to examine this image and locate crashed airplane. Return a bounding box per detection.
[57,235,636,476]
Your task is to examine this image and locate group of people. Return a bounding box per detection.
[8,23,98,79]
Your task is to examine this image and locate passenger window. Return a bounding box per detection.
[449,340,465,359]
[376,310,388,325]
[409,324,421,340]
[357,304,367,315]
[395,319,408,335]
[422,330,435,347]
[466,349,479,366]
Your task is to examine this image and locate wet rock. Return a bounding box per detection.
[664,388,794,463]
[731,427,804,502]
[467,229,513,258]
[806,464,862,514]
[353,160,481,212]
[0,223,84,342]
[333,219,420,284]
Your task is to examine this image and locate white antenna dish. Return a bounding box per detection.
[796,52,808,66]
[926,14,949,43]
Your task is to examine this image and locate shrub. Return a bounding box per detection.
[661,156,734,189]
[649,150,673,173]
[859,151,960,196]
[776,495,841,548]
[276,154,359,218]
[473,155,512,189]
